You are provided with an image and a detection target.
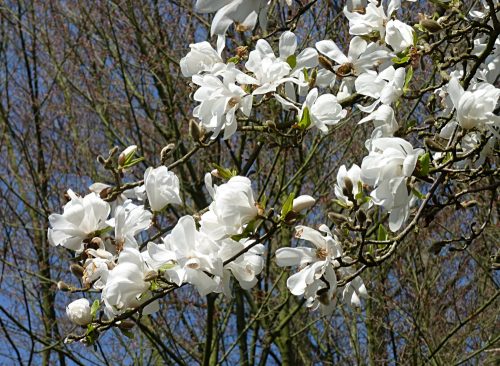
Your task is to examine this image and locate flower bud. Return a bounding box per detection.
[210,169,222,179]
[292,195,316,212]
[144,270,158,282]
[66,298,92,326]
[118,320,135,330]
[265,120,277,130]
[317,287,331,305]
[343,177,354,196]
[160,143,176,163]
[308,68,317,89]
[96,155,106,165]
[356,209,367,224]
[70,263,85,278]
[189,119,204,142]
[420,19,443,33]
[328,212,348,225]
[57,281,71,292]
[424,138,446,152]
[459,200,478,209]
[118,145,137,166]
[318,55,335,73]
[89,237,102,250]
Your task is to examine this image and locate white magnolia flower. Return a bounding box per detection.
[344,0,396,37]
[461,132,497,167]
[385,19,414,53]
[277,224,369,313]
[276,225,367,312]
[66,298,93,326]
[48,190,110,252]
[218,238,265,296]
[107,200,152,249]
[359,104,398,137]
[334,164,363,208]
[275,225,342,300]
[195,0,269,36]
[360,104,399,149]
[102,247,155,315]
[315,36,390,82]
[209,62,258,85]
[370,176,413,231]
[355,66,406,112]
[298,88,347,133]
[361,137,424,231]
[361,137,424,186]
[192,73,253,139]
[339,267,368,307]
[83,248,114,290]
[336,78,356,100]
[200,174,259,240]
[144,166,182,212]
[147,216,222,296]
[180,42,223,77]
[472,37,500,83]
[245,31,317,95]
[447,77,500,130]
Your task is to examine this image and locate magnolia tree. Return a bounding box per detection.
[2,0,499,364]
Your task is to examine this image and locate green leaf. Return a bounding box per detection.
[149,280,161,291]
[412,28,418,46]
[442,152,453,164]
[414,23,425,33]
[121,157,145,169]
[231,219,257,241]
[416,152,430,177]
[412,187,426,200]
[286,54,297,69]
[90,300,100,318]
[297,107,311,129]
[212,164,236,180]
[281,192,295,218]
[302,68,309,81]
[158,262,176,272]
[406,120,417,129]
[404,66,413,93]
[358,196,371,206]
[227,56,240,64]
[353,181,365,201]
[377,224,388,241]
[95,226,113,236]
[332,199,350,209]
[85,324,99,345]
[260,194,268,210]
[392,55,410,64]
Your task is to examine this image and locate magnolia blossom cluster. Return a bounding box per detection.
[52,163,269,323]
[180,0,433,233]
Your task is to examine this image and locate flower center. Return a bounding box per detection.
[227,97,240,108]
[316,247,328,260]
[337,63,354,77]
